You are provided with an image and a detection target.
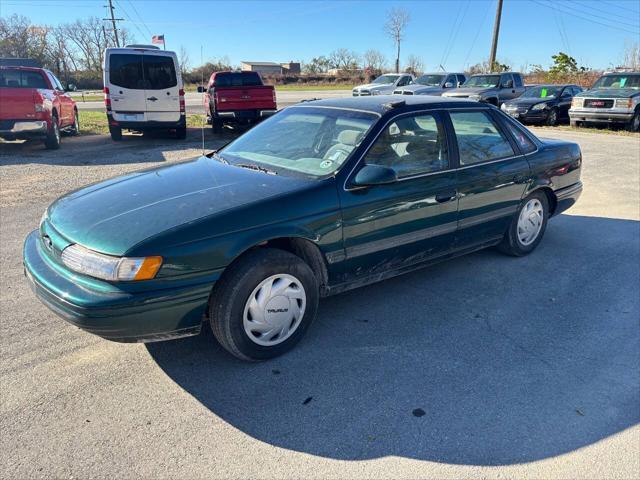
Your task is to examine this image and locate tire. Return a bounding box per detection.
[627,109,640,132]
[546,108,558,126]
[44,114,61,150]
[175,126,187,139]
[498,191,549,257]
[70,109,80,135]
[209,248,319,361]
[211,117,222,134]
[109,125,122,141]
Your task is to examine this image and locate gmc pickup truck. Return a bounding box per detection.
[198,71,277,133]
[0,66,78,149]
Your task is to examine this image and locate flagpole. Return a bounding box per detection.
[163,34,166,50]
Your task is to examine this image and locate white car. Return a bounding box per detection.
[352,73,414,96]
[103,45,186,140]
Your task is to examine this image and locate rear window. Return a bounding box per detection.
[108,53,177,90]
[214,72,263,87]
[0,70,48,89]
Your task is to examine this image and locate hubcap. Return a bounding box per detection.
[517,199,544,246]
[243,274,306,346]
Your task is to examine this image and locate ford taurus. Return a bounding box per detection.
[24,96,583,360]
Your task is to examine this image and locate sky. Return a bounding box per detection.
[2,0,639,71]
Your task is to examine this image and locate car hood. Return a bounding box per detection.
[443,87,493,96]
[577,88,640,99]
[505,97,555,107]
[354,83,392,92]
[46,155,311,256]
[396,85,443,94]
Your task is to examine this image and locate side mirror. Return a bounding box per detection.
[65,83,76,92]
[502,80,513,89]
[197,85,206,93]
[351,164,397,187]
[444,82,454,88]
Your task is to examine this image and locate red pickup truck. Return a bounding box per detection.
[0,66,78,149]
[198,71,277,133]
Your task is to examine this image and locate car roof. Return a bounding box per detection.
[0,66,45,72]
[293,95,482,114]
[469,71,520,76]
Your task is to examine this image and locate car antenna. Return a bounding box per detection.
[200,45,206,156]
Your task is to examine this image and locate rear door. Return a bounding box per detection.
[46,71,73,126]
[142,51,180,122]
[448,109,530,246]
[106,52,147,120]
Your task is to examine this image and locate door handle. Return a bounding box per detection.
[435,190,457,203]
[147,96,158,102]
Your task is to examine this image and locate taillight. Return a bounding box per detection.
[179,88,185,113]
[33,91,45,112]
[103,87,111,111]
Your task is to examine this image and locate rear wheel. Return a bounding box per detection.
[546,108,558,126]
[109,125,122,141]
[44,114,61,149]
[209,248,319,361]
[498,191,549,257]
[175,126,187,139]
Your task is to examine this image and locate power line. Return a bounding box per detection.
[126,0,153,37]
[529,0,639,35]
[114,0,148,41]
[442,0,471,68]
[599,0,640,15]
[463,0,492,68]
[566,0,640,27]
[439,0,465,67]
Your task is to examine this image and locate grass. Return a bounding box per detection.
[78,111,208,136]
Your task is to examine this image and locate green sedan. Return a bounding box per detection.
[24,96,583,360]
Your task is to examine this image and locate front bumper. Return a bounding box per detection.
[505,109,549,123]
[0,120,47,139]
[569,109,634,124]
[554,181,583,216]
[23,230,213,343]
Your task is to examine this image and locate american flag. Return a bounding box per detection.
[151,35,165,45]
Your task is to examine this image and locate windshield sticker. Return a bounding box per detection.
[320,160,334,168]
[540,88,548,98]
[620,77,627,87]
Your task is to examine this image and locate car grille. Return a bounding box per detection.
[584,99,614,108]
[393,90,413,95]
[353,91,371,96]
[505,105,529,113]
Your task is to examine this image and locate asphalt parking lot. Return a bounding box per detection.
[1,127,638,479]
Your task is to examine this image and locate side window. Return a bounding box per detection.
[363,113,449,178]
[449,111,515,165]
[513,74,523,88]
[445,75,456,86]
[457,74,466,86]
[573,86,583,95]
[502,118,537,154]
[47,72,64,91]
[143,55,177,89]
[109,54,144,89]
[500,74,513,88]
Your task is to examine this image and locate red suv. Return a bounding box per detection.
[0,66,78,149]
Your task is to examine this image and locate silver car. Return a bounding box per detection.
[393,72,467,96]
[443,72,526,106]
[352,73,414,96]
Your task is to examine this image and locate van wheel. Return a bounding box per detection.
[175,126,187,139]
[109,125,122,141]
[498,191,549,257]
[44,115,61,150]
[209,248,319,361]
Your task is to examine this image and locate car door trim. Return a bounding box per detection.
[345,220,458,258]
[458,206,517,229]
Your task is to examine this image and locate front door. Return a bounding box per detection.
[339,111,458,282]
[448,109,530,246]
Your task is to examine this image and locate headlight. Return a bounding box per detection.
[371,90,381,95]
[571,97,583,108]
[531,103,548,111]
[469,94,481,101]
[61,244,162,281]
[500,103,507,111]
[615,98,632,109]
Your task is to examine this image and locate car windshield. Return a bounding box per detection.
[463,75,500,88]
[591,74,640,90]
[522,86,560,98]
[372,75,400,85]
[414,74,444,86]
[219,107,378,177]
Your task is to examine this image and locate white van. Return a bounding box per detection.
[103,45,186,140]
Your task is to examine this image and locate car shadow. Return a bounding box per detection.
[146,214,639,465]
[0,128,238,166]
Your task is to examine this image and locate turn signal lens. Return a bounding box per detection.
[118,256,163,281]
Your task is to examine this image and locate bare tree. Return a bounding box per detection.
[0,14,51,64]
[622,41,640,70]
[363,49,387,72]
[328,48,360,72]
[384,7,410,73]
[404,54,424,75]
[178,45,190,76]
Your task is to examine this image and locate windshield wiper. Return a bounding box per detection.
[210,151,229,164]
[236,163,278,175]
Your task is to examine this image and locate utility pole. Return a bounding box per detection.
[488,0,503,72]
[105,0,121,47]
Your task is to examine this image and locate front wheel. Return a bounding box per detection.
[546,108,558,126]
[498,191,549,257]
[209,248,319,361]
[627,109,640,132]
